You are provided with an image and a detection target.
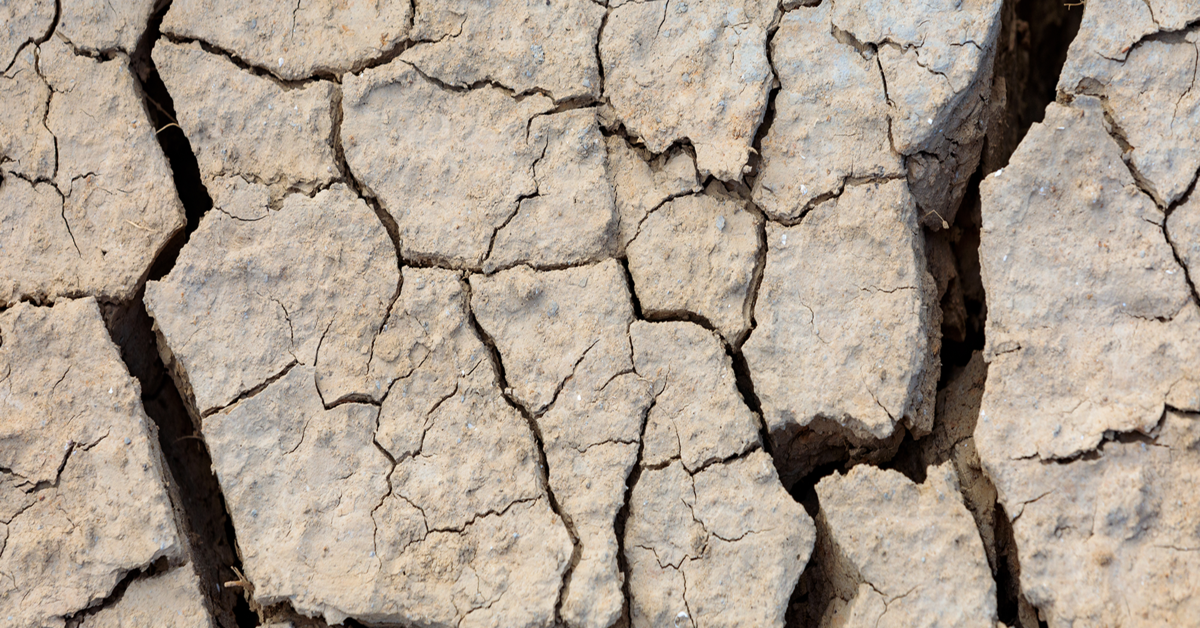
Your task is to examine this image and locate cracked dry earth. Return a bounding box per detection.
[3,0,1200,627]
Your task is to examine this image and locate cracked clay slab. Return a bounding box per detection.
[601,0,779,180]
[743,179,939,483]
[341,60,554,269]
[627,187,762,344]
[161,0,412,80]
[77,565,215,628]
[814,463,997,628]
[978,94,1200,626]
[144,183,397,418]
[752,2,902,222]
[153,40,340,196]
[625,450,814,628]
[470,260,651,628]
[0,299,187,628]
[401,0,605,102]
[205,269,572,626]
[1,38,185,307]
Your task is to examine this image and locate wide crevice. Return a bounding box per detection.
[107,3,250,627]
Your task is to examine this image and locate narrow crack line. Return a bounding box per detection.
[201,360,298,418]
[1170,41,1199,128]
[157,32,340,86]
[536,339,601,417]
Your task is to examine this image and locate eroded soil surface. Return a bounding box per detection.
[2,0,1197,627]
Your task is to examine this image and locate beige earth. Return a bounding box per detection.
[1,1,1198,627]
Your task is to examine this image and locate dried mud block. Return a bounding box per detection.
[980,411,1200,627]
[625,451,814,628]
[402,0,605,102]
[78,565,215,628]
[829,0,1002,228]
[1056,0,1160,94]
[58,0,156,54]
[471,261,650,628]
[161,0,412,80]
[0,39,185,307]
[342,60,553,269]
[601,0,778,180]
[605,137,700,253]
[1090,34,1200,206]
[753,3,901,222]
[979,102,1200,462]
[916,353,998,569]
[814,464,997,628]
[630,320,762,471]
[206,319,570,625]
[627,190,761,344]
[0,299,186,628]
[144,184,397,417]
[0,0,53,70]
[743,180,938,484]
[979,101,1200,626]
[154,41,339,196]
[486,109,619,272]
[830,0,1002,154]
[0,47,55,179]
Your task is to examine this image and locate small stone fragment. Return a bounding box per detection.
[144,184,397,417]
[753,2,902,222]
[630,320,762,471]
[1,38,185,306]
[58,0,156,54]
[605,137,700,253]
[0,299,186,628]
[625,451,814,628]
[486,109,619,272]
[814,463,997,628]
[161,0,412,80]
[402,0,605,102]
[601,0,778,180]
[627,188,761,344]
[342,60,552,269]
[743,180,938,484]
[154,40,339,195]
[78,565,215,628]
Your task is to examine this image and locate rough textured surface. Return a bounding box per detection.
[471,261,649,628]
[401,0,605,102]
[205,270,573,627]
[342,60,553,269]
[0,38,185,306]
[0,299,188,628]
[744,180,939,483]
[631,320,762,471]
[627,189,762,344]
[144,184,397,417]
[625,451,814,628]
[79,566,215,628]
[815,464,997,628]
[154,40,339,196]
[601,0,778,180]
[605,137,700,253]
[979,18,1200,616]
[0,0,53,71]
[58,0,155,55]
[753,2,902,222]
[161,0,412,80]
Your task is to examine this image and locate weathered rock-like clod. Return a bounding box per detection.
[8,0,1200,625]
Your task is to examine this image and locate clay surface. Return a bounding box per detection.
[13,0,1200,626]
[815,464,997,628]
[0,299,193,627]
